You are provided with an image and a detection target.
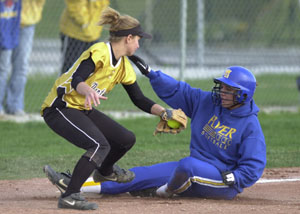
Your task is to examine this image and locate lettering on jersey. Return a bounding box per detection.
[91,82,106,96]
[224,69,232,78]
[201,115,236,150]
[0,0,18,18]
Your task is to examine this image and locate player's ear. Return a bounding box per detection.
[125,34,133,43]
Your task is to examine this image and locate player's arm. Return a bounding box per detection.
[128,55,151,76]
[71,56,107,109]
[122,82,164,115]
[231,136,266,189]
[123,82,187,135]
[76,82,107,110]
[65,0,89,27]
[128,55,196,118]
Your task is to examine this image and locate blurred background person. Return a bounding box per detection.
[0,0,21,115]
[0,0,46,115]
[59,0,110,74]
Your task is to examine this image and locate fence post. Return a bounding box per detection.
[180,0,187,81]
[197,0,205,68]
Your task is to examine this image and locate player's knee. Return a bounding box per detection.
[127,131,136,149]
[83,142,111,167]
[177,158,194,175]
[120,130,136,150]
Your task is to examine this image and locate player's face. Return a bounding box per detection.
[126,35,140,56]
[219,83,236,108]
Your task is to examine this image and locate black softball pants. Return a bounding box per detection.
[43,107,136,194]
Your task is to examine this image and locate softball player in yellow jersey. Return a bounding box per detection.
[41,7,165,210]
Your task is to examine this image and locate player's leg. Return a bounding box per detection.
[7,25,35,114]
[0,49,12,113]
[43,107,111,209]
[87,109,136,179]
[163,156,238,199]
[99,161,178,194]
[46,161,178,195]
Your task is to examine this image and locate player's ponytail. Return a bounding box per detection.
[99,7,140,42]
[99,7,120,27]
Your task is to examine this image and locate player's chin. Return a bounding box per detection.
[126,52,134,57]
[130,48,139,56]
[221,102,233,108]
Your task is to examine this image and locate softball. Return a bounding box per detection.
[167,120,181,129]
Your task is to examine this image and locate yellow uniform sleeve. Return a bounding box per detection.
[64,0,89,26]
[121,57,136,85]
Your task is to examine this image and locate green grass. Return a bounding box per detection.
[259,112,300,168]
[25,74,57,113]
[186,73,300,107]
[25,72,300,113]
[0,111,299,180]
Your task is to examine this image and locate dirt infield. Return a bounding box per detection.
[0,168,299,214]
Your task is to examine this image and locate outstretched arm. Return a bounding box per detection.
[123,81,187,135]
[150,104,165,116]
[122,81,165,116]
[128,55,151,76]
[128,55,196,118]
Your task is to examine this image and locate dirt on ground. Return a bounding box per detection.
[0,167,299,214]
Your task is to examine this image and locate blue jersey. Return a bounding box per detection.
[95,70,266,198]
[147,70,266,191]
[0,0,21,49]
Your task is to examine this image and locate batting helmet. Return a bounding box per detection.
[212,66,256,105]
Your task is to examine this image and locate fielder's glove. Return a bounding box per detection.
[128,55,151,75]
[154,108,188,135]
[221,171,235,186]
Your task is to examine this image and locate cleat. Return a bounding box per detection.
[129,187,157,197]
[93,164,135,183]
[43,165,71,194]
[58,193,98,210]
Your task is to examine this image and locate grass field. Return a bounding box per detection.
[0,111,299,180]
[25,73,300,113]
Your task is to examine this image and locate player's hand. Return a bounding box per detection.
[154,108,188,135]
[76,82,108,110]
[221,171,235,186]
[84,90,107,110]
[128,55,151,75]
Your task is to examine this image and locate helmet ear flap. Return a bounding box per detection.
[235,90,245,103]
[235,89,249,103]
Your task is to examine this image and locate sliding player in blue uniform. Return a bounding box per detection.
[46,56,266,200]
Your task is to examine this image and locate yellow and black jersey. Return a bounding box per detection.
[41,42,136,114]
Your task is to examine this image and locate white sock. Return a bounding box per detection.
[156,183,173,198]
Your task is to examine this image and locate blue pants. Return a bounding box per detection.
[0,25,35,113]
[101,157,239,200]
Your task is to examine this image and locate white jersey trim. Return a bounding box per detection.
[106,42,122,68]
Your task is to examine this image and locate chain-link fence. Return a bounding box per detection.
[26,0,300,113]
